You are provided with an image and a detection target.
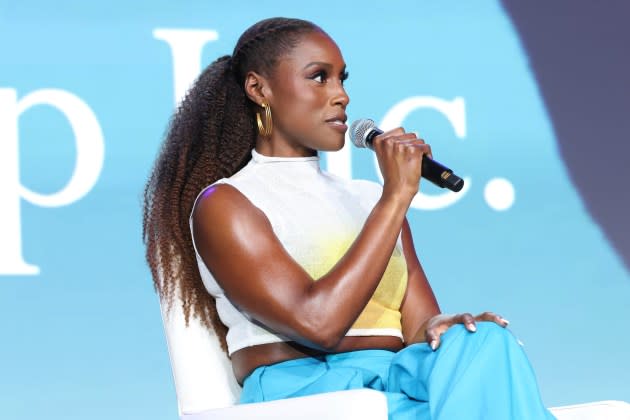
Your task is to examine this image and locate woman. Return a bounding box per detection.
[143,17,555,419]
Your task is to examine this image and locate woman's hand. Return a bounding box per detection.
[414,312,510,351]
[372,128,432,204]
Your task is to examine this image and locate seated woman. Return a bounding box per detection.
[143,17,556,419]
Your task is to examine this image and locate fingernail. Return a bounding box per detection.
[430,340,437,350]
[468,323,477,332]
[501,318,510,326]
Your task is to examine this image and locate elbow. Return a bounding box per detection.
[313,333,344,352]
[298,319,346,352]
[279,293,351,351]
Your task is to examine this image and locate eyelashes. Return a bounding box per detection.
[310,69,349,84]
[309,71,325,83]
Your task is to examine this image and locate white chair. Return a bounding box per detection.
[551,401,630,420]
[160,297,387,419]
[160,297,630,419]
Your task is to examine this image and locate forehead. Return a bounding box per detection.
[281,31,345,69]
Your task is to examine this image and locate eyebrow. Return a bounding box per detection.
[303,61,347,71]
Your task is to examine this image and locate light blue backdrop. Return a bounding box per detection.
[1,1,628,419]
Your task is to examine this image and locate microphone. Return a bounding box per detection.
[350,119,464,192]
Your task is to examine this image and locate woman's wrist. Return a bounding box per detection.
[379,187,416,214]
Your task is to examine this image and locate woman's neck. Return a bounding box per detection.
[254,138,317,158]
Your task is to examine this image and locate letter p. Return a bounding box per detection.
[0,88,104,275]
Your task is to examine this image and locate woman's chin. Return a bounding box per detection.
[322,139,346,152]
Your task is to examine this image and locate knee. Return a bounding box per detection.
[476,321,507,334]
[474,321,519,347]
[440,322,520,353]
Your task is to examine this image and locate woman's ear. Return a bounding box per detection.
[244,71,270,106]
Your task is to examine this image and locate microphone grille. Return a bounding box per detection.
[349,118,376,148]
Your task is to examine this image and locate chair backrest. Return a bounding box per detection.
[159,296,242,416]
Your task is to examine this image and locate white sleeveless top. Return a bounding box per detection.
[190,150,408,356]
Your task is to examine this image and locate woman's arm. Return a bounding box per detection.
[193,130,428,352]
[399,218,441,344]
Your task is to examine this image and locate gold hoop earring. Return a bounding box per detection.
[256,102,273,138]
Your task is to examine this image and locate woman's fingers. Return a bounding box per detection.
[375,130,431,166]
[373,128,434,199]
[373,128,426,150]
[424,314,455,351]
[425,327,440,351]
[427,313,480,352]
[425,311,511,352]
[458,312,477,332]
[475,311,510,327]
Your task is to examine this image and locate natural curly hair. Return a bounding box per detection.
[143,18,322,353]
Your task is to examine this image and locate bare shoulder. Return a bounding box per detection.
[192,183,266,227]
[191,183,274,261]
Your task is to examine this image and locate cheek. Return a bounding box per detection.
[288,89,321,113]
[275,89,321,127]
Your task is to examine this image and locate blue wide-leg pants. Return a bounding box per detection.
[240,323,556,419]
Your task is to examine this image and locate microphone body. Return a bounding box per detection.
[350,119,464,193]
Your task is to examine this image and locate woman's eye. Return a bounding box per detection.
[310,71,326,83]
[340,70,349,84]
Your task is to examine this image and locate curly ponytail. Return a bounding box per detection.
[142,18,321,353]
